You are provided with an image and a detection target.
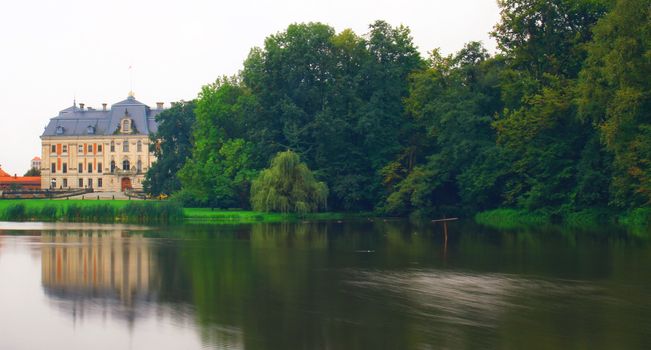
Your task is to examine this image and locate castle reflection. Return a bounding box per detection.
[41,231,157,310]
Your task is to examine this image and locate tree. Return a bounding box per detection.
[178,78,259,208]
[144,100,196,196]
[23,168,40,176]
[250,150,328,213]
[578,0,651,207]
[384,43,506,216]
[490,0,610,211]
[241,21,422,211]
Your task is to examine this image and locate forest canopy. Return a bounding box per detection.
[146,0,651,217]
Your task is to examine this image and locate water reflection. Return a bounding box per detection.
[0,221,649,349]
[347,269,601,328]
[41,232,155,305]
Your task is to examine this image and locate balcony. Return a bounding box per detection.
[112,169,143,176]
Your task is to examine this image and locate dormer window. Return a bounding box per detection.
[119,109,134,134]
[55,126,64,135]
[87,125,95,134]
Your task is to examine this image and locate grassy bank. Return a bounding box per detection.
[0,199,370,224]
[0,200,183,224]
[475,207,649,233]
[183,208,369,223]
[474,209,551,230]
[618,208,651,236]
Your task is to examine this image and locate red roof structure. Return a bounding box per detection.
[0,166,41,190]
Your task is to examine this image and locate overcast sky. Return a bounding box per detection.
[0,0,500,175]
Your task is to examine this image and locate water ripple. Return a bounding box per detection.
[346,269,603,328]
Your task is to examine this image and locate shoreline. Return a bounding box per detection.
[1,199,649,234]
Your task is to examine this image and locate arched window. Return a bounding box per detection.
[122,160,130,171]
[137,159,142,173]
[123,140,129,152]
[110,141,115,152]
[137,140,142,152]
[110,160,116,173]
[123,120,130,133]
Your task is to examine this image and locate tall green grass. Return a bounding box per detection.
[564,208,617,228]
[474,209,551,230]
[122,201,184,224]
[0,200,183,224]
[619,208,651,236]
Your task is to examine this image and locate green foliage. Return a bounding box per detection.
[250,150,328,213]
[242,21,422,210]
[0,200,182,223]
[2,204,26,221]
[64,204,116,222]
[384,42,506,216]
[619,207,651,235]
[144,7,650,220]
[490,0,611,211]
[474,208,551,230]
[564,208,618,227]
[122,201,184,224]
[578,0,651,207]
[178,78,259,208]
[145,100,196,196]
[23,168,40,176]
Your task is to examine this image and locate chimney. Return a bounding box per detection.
[102,103,107,111]
[79,103,85,110]
[156,102,164,110]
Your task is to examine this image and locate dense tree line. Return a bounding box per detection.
[146,0,650,216]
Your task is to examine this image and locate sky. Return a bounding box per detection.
[0,0,500,175]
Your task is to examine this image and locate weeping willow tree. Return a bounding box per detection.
[250,150,329,213]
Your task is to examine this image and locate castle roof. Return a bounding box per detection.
[41,95,162,138]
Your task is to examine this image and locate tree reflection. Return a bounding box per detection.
[37,222,651,350]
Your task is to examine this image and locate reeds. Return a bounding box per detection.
[0,201,183,224]
[121,201,184,224]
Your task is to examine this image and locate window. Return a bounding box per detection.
[98,178,103,188]
[87,163,92,173]
[98,162,103,173]
[110,161,116,173]
[123,140,129,152]
[122,160,130,171]
[137,159,142,173]
[55,126,64,135]
[88,178,93,188]
[110,141,115,152]
[51,145,56,153]
[123,120,130,133]
[78,178,83,187]
[88,145,93,153]
[78,145,83,153]
[137,140,142,152]
[78,163,83,173]
[62,163,67,173]
[62,178,67,188]
[86,126,95,134]
[51,163,56,173]
[98,145,103,152]
[51,178,56,188]
[62,145,67,153]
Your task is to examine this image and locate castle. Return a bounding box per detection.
[40,93,162,192]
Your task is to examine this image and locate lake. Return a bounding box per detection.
[0,220,650,349]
